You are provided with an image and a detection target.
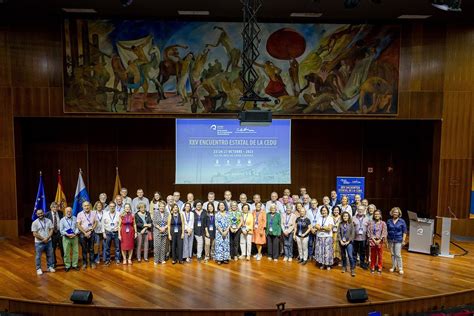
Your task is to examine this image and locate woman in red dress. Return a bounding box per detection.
[119,203,137,265]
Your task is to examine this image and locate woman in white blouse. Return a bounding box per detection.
[314,206,335,270]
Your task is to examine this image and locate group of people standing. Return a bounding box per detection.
[32,187,407,277]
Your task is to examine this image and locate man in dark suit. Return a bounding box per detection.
[330,190,340,208]
[46,202,64,268]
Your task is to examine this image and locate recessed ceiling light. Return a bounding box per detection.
[178,10,210,15]
[398,14,432,19]
[431,0,462,12]
[290,12,323,17]
[62,8,97,13]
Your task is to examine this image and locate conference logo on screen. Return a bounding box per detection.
[209,124,232,136]
[235,127,256,134]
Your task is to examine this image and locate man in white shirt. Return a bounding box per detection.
[120,187,132,205]
[99,193,108,206]
[173,191,184,209]
[103,202,121,265]
[31,209,55,275]
[265,192,284,214]
[132,188,150,214]
[165,195,174,213]
[203,192,219,211]
[318,196,332,213]
[237,193,248,211]
[114,195,125,213]
[302,194,311,211]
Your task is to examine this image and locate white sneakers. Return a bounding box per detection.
[37,267,55,275]
[283,257,288,261]
[288,258,293,262]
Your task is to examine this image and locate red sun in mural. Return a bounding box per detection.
[266,28,306,60]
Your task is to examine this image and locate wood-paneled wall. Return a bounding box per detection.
[0,17,473,237]
[15,118,435,235]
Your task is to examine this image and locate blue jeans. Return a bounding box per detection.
[104,231,121,262]
[94,233,106,263]
[308,233,316,258]
[283,232,294,258]
[341,242,355,270]
[35,241,54,270]
[80,233,95,265]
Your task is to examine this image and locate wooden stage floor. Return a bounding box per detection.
[1,236,473,311]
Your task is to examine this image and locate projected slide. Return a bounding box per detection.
[176,119,291,184]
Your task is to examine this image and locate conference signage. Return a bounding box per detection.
[176,119,291,184]
[336,176,365,204]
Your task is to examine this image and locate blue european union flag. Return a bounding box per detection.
[32,173,47,221]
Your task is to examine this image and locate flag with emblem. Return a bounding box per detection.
[112,167,122,200]
[54,169,67,212]
[72,169,90,216]
[32,171,47,221]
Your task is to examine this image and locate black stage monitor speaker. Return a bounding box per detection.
[238,110,272,126]
[70,290,93,304]
[346,288,368,303]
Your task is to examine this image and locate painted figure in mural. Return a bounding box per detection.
[160,44,189,93]
[63,21,399,115]
[254,61,288,102]
[190,48,210,113]
[206,26,241,72]
[289,58,300,96]
[117,36,152,65]
[177,52,194,105]
[143,45,165,101]
[111,54,129,112]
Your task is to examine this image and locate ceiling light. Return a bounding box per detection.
[120,0,133,7]
[62,8,97,13]
[398,14,432,19]
[178,10,210,15]
[344,0,361,9]
[290,12,323,17]
[431,0,462,11]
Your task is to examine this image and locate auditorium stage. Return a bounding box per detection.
[1,237,473,314]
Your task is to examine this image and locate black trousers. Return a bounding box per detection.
[80,232,95,265]
[353,240,367,268]
[51,231,64,266]
[230,229,241,257]
[267,235,280,259]
[171,232,183,262]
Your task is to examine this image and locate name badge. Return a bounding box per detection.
[66,229,74,235]
[88,223,92,228]
[197,221,202,227]
[342,237,347,242]
[332,227,338,233]
[232,224,237,229]
[209,225,214,231]
[242,226,247,230]
[110,223,114,227]
[254,224,258,229]
[298,230,302,235]
[269,227,273,232]
[125,227,130,233]
[358,228,363,235]
[284,225,289,229]
[174,226,179,233]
